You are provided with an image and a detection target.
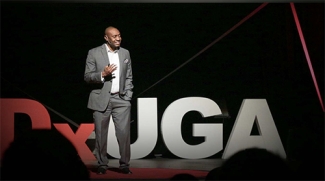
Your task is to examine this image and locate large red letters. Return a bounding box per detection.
[0,98,95,163]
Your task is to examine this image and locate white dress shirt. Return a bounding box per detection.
[104,44,120,94]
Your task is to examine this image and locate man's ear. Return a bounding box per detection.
[104,35,108,41]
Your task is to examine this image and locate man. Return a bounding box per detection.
[84,26,133,175]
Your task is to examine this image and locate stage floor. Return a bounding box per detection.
[85,158,223,180]
[84,158,322,181]
[85,158,224,172]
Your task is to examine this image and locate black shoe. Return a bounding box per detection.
[97,166,107,175]
[120,167,132,174]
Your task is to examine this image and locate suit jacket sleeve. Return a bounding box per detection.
[84,49,103,83]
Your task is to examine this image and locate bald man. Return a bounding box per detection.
[84,26,134,175]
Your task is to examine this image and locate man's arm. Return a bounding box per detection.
[84,49,103,84]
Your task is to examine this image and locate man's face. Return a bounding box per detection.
[105,28,122,50]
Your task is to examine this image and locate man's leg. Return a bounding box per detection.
[93,107,111,174]
[110,94,131,173]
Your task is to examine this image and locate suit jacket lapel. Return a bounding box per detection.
[101,44,110,65]
[118,48,125,77]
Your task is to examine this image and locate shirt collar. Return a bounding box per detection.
[104,43,119,53]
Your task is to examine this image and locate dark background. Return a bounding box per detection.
[1,2,324,159]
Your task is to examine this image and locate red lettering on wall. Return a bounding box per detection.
[0,98,51,158]
[53,123,96,163]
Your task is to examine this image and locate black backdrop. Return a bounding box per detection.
[1,2,324,159]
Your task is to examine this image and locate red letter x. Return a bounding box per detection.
[53,123,96,163]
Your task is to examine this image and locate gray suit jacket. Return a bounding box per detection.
[84,44,133,111]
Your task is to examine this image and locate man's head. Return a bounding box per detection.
[104,26,121,51]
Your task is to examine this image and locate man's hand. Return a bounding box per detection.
[102,64,117,77]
